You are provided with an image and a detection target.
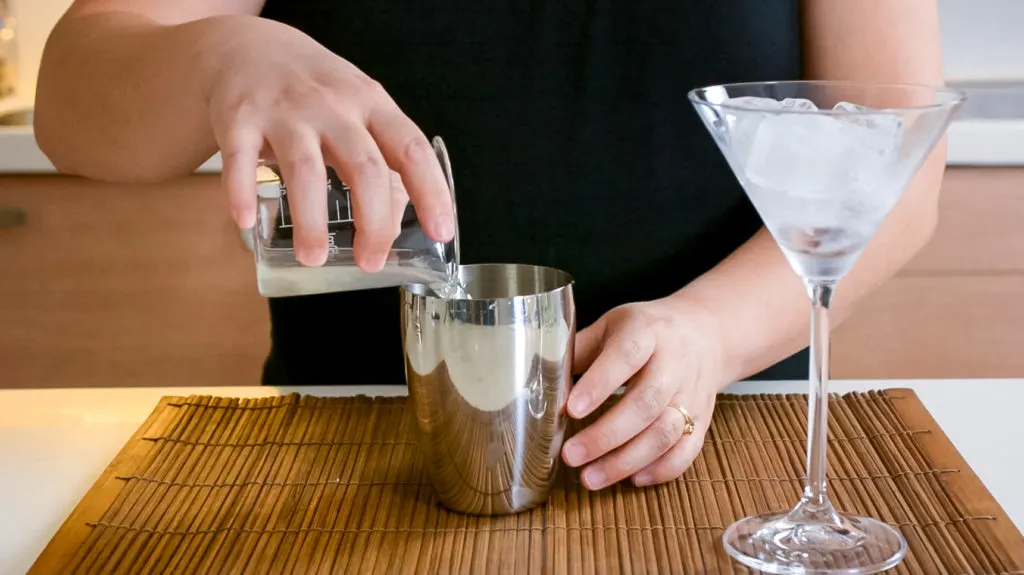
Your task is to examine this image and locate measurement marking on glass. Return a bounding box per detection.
[276,187,354,229]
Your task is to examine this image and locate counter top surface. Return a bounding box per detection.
[1,379,1020,574]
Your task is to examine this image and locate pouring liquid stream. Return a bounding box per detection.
[426,261,473,299]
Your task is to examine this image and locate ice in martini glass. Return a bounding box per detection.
[688,81,964,575]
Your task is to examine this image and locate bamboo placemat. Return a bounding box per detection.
[30,390,1024,574]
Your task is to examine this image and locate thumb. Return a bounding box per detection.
[573,316,608,376]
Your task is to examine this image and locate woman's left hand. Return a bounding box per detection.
[561,296,726,490]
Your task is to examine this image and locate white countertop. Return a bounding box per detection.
[1,123,1019,172]
[1,93,1022,171]
[1,379,1021,574]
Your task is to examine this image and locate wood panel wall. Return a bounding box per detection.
[0,176,269,388]
[0,167,1020,388]
[832,167,1024,379]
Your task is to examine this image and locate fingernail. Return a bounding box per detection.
[634,472,653,487]
[568,394,589,417]
[435,213,454,242]
[298,246,327,267]
[233,208,255,229]
[355,249,385,272]
[368,252,387,272]
[584,468,606,490]
[563,441,585,467]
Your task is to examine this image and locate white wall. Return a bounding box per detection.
[939,0,1024,82]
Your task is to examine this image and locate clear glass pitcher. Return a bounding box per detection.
[251,136,460,298]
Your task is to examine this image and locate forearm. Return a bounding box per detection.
[34,12,242,182]
[674,150,944,386]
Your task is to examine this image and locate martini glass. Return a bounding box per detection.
[688,81,965,574]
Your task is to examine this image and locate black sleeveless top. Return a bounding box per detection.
[258,0,807,385]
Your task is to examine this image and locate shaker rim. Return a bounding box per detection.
[402,262,574,302]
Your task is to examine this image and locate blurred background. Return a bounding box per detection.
[0,0,1022,388]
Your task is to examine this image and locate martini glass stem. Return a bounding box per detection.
[803,281,835,508]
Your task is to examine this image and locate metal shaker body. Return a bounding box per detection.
[401,264,575,515]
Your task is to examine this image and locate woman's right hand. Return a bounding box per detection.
[202,16,454,269]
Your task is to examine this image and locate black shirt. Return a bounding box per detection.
[258,0,808,386]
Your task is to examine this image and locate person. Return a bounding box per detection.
[34,0,947,491]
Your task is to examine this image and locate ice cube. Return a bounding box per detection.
[737,98,906,200]
[779,97,819,111]
[723,96,818,112]
[833,101,867,113]
[833,101,903,140]
[743,113,847,197]
[722,97,817,170]
[724,96,783,110]
[831,101,903,191]
[722,98,775,168]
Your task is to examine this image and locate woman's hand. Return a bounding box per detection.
[562,296,727,489]
[203,16,454,269]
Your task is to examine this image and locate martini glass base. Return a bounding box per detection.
[723,506,907,575]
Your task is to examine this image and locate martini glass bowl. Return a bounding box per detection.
[688,81,965,574]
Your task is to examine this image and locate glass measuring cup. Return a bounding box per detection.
[251,136,461,298]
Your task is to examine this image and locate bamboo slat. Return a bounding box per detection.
[29,391,1024,574]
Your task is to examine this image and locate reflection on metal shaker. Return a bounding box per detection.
[401,264,575,515]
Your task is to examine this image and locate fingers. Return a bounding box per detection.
[264,123,329,267]
[572,318,607,377]
[213,73,442,270]
[216,120,263,230]
[562,350,673,469]
[389,171,410,237]
[577,400,691,490]
[367,102,454,243]
[632,420,707,487]
[321,120,395,271]
[565,315,655,419]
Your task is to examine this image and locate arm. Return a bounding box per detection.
[36,0,453,267]
[35,0,265,182]
[672,0,948,384]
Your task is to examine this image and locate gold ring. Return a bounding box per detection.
[667,401,696,437]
